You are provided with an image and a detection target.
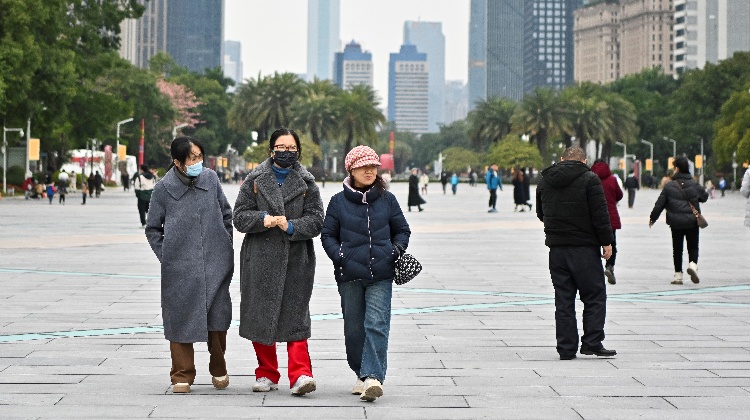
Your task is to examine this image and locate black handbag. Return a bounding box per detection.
[394,253,422,285]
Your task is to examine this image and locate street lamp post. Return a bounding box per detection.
[115,118,134,183]
[663,137,677,159]
[172,123,189,139]
[615,141,627,174]
[3,126,25,194]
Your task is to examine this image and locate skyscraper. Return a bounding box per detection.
[119,0,223,74]
[674,0,750,75]
[469,0,582,103]
[224,40,243,91]
[307,0,341,81]
[444,80,469,125]
[404,21,445,132]
[388,44,429,134]
[334,41,374,90]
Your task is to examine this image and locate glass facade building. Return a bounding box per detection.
[388,44,429,134]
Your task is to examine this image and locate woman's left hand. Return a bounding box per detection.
[275,216,288,231]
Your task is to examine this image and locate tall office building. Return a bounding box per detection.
[334,41,374,90]
[404,21,445,132]
[674,0,750,75]
[444,80,469,125]
[224,40,243,91]
[307,0,340,81]
[574,0,674,83]
[388,44,429,134]
[469,0,582,104]
[119,0,223,74]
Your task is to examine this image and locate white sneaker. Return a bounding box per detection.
[351,378,364,395]
[360,377,383,402]
[687,262,700,284]
[290,375,316,396]
[252,377,278,392]
[671,272,683,285]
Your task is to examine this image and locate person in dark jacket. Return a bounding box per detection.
[649,157,709,285]
[94,171,103,197]
[145,136,234,394]
[233,128,324,397]
[591,160,623,284]
[133,165,157,227]
[536,146,616,360]
[321,145,411,402]
[407,168,425,211]
[440,171,448,194]
[624,171,640,208]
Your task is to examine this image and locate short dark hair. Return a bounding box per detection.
[171,136,205,166]
[140,164,149,172]
[268,128,301,156]
[562,146,586,162]
[673,156,689,174]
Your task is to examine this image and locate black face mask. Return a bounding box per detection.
[273,150,298,168]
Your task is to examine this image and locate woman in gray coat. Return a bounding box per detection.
[234,128,324,396]
[145,137,234,394]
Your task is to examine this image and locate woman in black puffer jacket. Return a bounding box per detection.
[321,145,411,403]
[650,157,709,285]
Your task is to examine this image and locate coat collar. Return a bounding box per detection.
[248,159,313,214]
[163,167,211,200]
[342,177,382,204]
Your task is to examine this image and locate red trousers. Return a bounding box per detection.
[169,331,227,384]
[253,339,312,386]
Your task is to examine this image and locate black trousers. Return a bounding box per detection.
[137,199,150,226]
[549,247,607,356]
[671,226,699,272]
[488,189,497,209]
[627,188,637,208]
[607,230,617,269]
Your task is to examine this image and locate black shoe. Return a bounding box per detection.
[580,347,616,357]
[604,266,616,285]
[559,354,577,360]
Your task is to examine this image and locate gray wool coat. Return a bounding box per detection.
[233,159,324,345]
[145,167,234,343]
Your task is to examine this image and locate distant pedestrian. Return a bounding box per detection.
[121,168,130,191]
[233,128,324,397]
[649,157,709,285]
[485,164,501,213]
[470,170,478,187]
[705,179,715,199]
[45,182,56,205]
[87,173,95,198]
[741,168,750,227]
[133,165,157,227]
[22,175,35,200]
[512,170,530,212]
[68,171,77,192]
[145,136,234,394]
[408,168,425,211]
[81,182,88,205]
[440,171,448,194]
[522,168,532,208]
[419,171,429,195]
[591,160,623,285]
[450,172,459,195]
[624,171,639,208]
[321,145,411,402]
[57,180,67,205]
[94,171,103,197]
[536,146,616,360]
[58,170,69,191]
[718,176,727,197]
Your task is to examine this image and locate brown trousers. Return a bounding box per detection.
[169,331,227,384]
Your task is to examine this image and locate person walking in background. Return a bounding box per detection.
[419,170,429,195]
[57,177,67,205]
[705,179,715,199]
[22,174,35,200]
[624,171,639,208]
[233,128,324,397]
[133,165,157,228]
[408,168,425,211]
[94,171,103,197]
[87,173,95,198]
[45,182,56,205]
[58,170,69,193]
[440,171,448,194]
[81,182,88,205]
[649,157,709,285]
[741,168,750,227]
[450,172,459,195]
[522,168,532,209]
[718,175,727,197]
[512,170,530,212]
[145,136,234,394]
[591,160,623,284]
[121,167,130,191]
[485,164,501,213]
[536,146,616,360]
[321,145,411,402]
[68,170,77,192]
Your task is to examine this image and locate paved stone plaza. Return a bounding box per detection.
[1,177,749,419]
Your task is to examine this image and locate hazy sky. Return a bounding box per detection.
[224,0,470,103]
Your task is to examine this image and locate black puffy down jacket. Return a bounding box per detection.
[650,172,709,229]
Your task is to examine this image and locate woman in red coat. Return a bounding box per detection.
[591,160,623,284]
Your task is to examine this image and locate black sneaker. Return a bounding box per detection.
[604,266,616,285]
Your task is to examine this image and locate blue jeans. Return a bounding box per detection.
[338,278,392,383]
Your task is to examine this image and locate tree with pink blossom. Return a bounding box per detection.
[156,78,203,128]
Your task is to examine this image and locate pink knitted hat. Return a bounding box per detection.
[345,145,381,172]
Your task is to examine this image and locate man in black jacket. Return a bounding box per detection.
[536,146,616,360]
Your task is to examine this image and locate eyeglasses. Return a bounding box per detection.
[273,145,298,152]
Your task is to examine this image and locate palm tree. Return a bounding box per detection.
[334,84,386,153]
[599,93,639,160]
[511,87,566,162]
[561,88,611,151]
[292,78,340,146]
[467,97,516,149]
